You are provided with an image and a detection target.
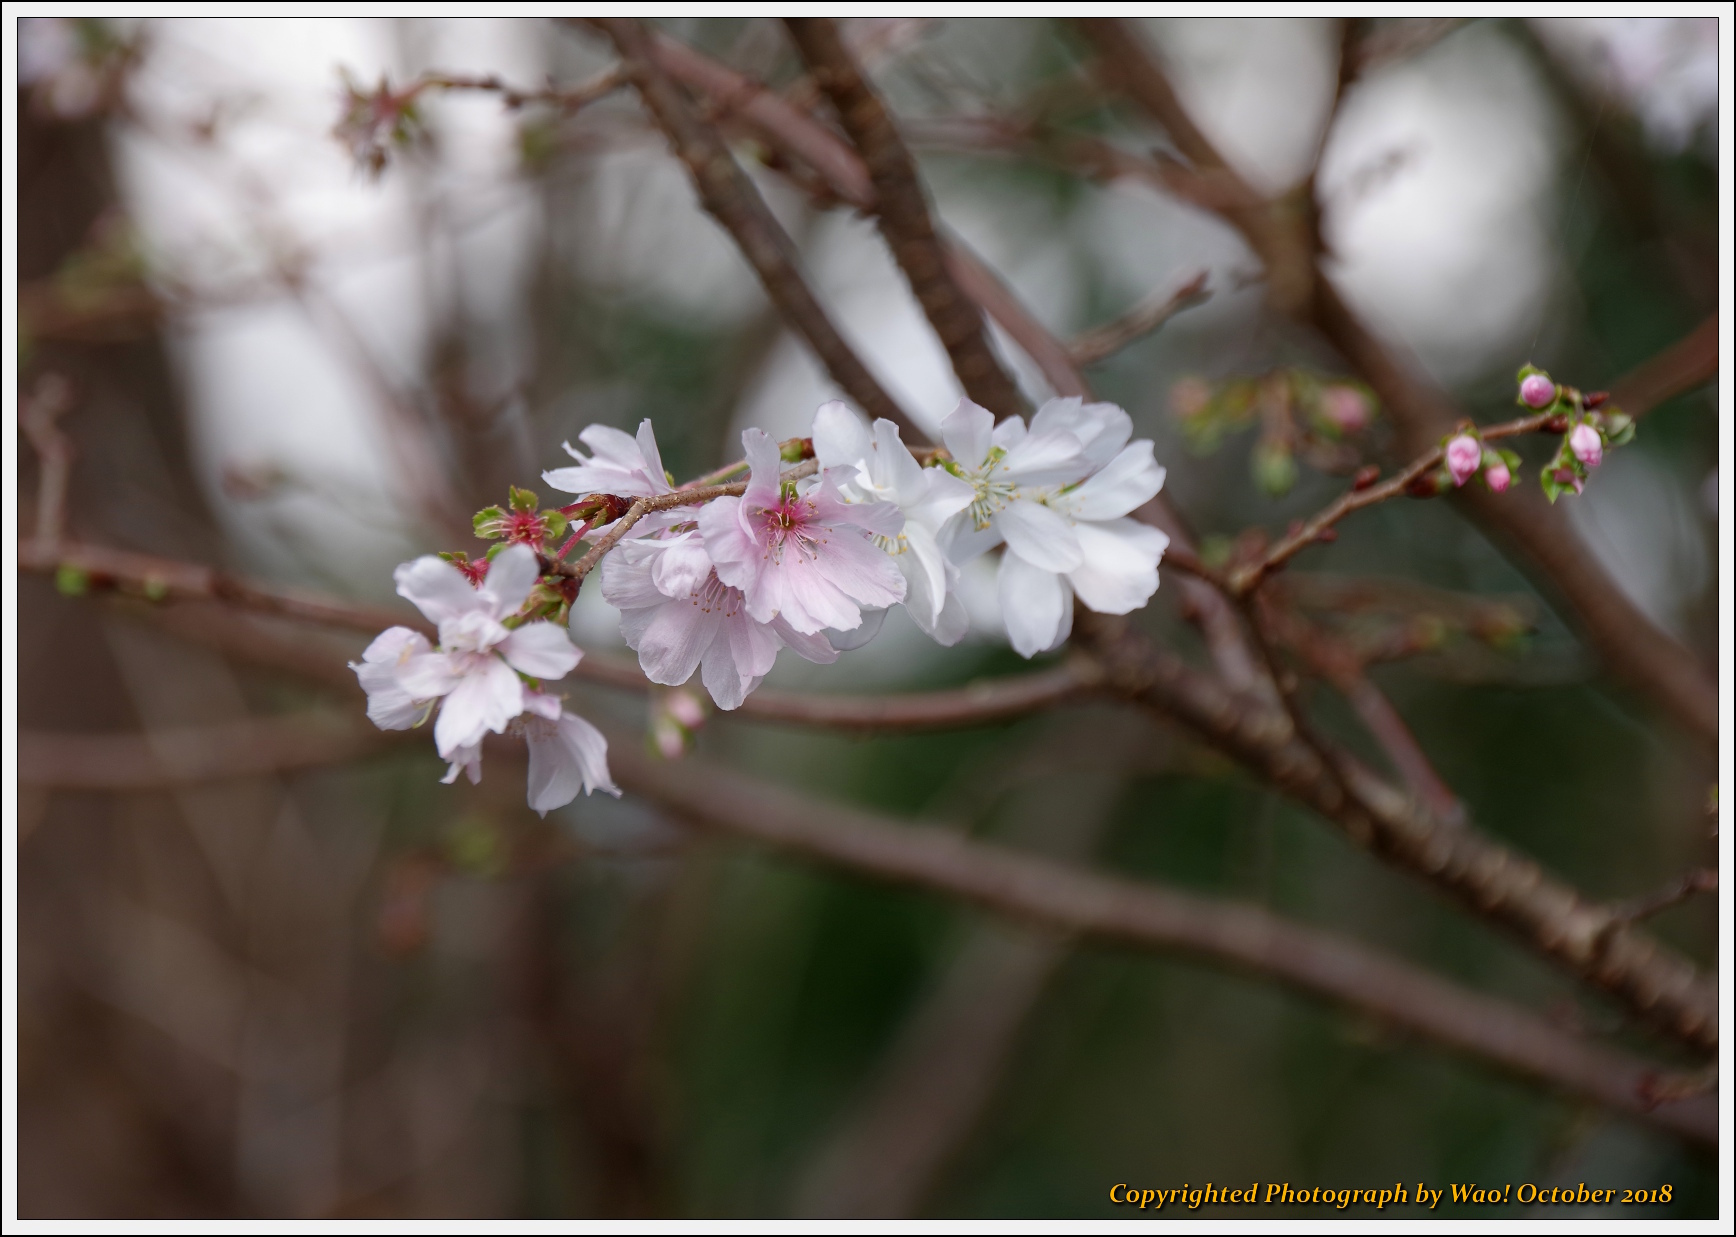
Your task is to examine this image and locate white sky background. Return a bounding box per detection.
[68,16,1719,643]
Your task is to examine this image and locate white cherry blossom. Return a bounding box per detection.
[938,397,1169,658]
[543,418,674,502]
[811,401,976,645]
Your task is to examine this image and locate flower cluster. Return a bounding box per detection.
[356,397,1169,805]
[1440,366,1635,502]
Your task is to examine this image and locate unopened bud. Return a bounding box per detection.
[1406,468,1450,499]
[779,436,815,464]
[1583,390,1609,410]
[1483,460,1512,493]
[665,688,705,730]
[1320,384,1371,433]
[1519,373,1556,409]
[1352,464,1381,491]
[1570,423,1603,469]
[1552,466,1585,496]
[1445,435,1481,487]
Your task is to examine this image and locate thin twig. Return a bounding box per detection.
[1607,869,1717,926]
[1067,269,1210,365]
[587,17,923,440]
[1228,411,1559,594]
[414,65,627,113]
[543,458,818,585]
[785,17,1027,419]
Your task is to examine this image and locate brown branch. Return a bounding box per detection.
[1071,609,1717,1053]
[1067,269,1210,365]
[587,17,922,439]
[1608,313,1719,417]
[1077,19,1717,746]
[784,17,1026,419]
[20,372,76,553]
[20,715,405,789]
[604,736,1714,1145]
[34,540,1715,1049]
[27,542,1103,738]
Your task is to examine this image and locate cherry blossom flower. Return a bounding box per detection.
[601,527,839,710]
[543,418,674,502]
[700,428,907,636]
[520,690,618,814]
[373,543,582,764]
[811,401,976,644]
[938,397,1169,658]
[1445,435,1482,487]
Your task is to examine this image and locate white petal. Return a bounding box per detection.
[441,741,483,786]
[361,626,431,664]
[940,398,996,470]
[599,541,668,610]
[634,594,720,687]
[577,423,645,465]
[650,535,715,600]
[929,590,971,647]
[827,605,887,651]
[396,651,461,700]
[499,621,582,680]
[812,400,871,471]
[699,634,753,710]
[1067,518,1169,614]
[634,418,672,493]
[395,555,486,625]
[990,415,1027,451]
[1031,397,1132,470]
[523,689,564,721]
[997,499,1084,573]
[739,427,784,509]
[897,523,952,630]
[1062,441,1167,521]
[525,711,618,810]
[698,495,760,595]
[558,711,618,796]
[767,616,840,666]
[480,543,541,617]
[940,513,1004,567]
[352,658,424,730]
[1000,429,1086,485]
[999,551,1072,658]
[906,467,975,532]
[433,657,524,757]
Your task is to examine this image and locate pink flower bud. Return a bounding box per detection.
[666,688,705,731]
[1519,373,1555,409]
[1320,385,1370,433]
[1570,422,1602,468]
[1484,460,1511,492]
[1445,435,1481,487]
[1552,466,1585,496]
[652,716,687,761]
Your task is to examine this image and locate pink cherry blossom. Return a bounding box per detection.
[601,526,838,710]
[1320,385,1371,432]
[700,428,906,636]
[370,543,581,764]
[1570,422,1603,468]
[1445,435,1482,487]
[1483,460,1512,493]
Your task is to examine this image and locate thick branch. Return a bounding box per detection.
[1072,609,1717,1052]
[604,737,1713,1144]
[784,17,1026,419]
[589,17,922,439]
